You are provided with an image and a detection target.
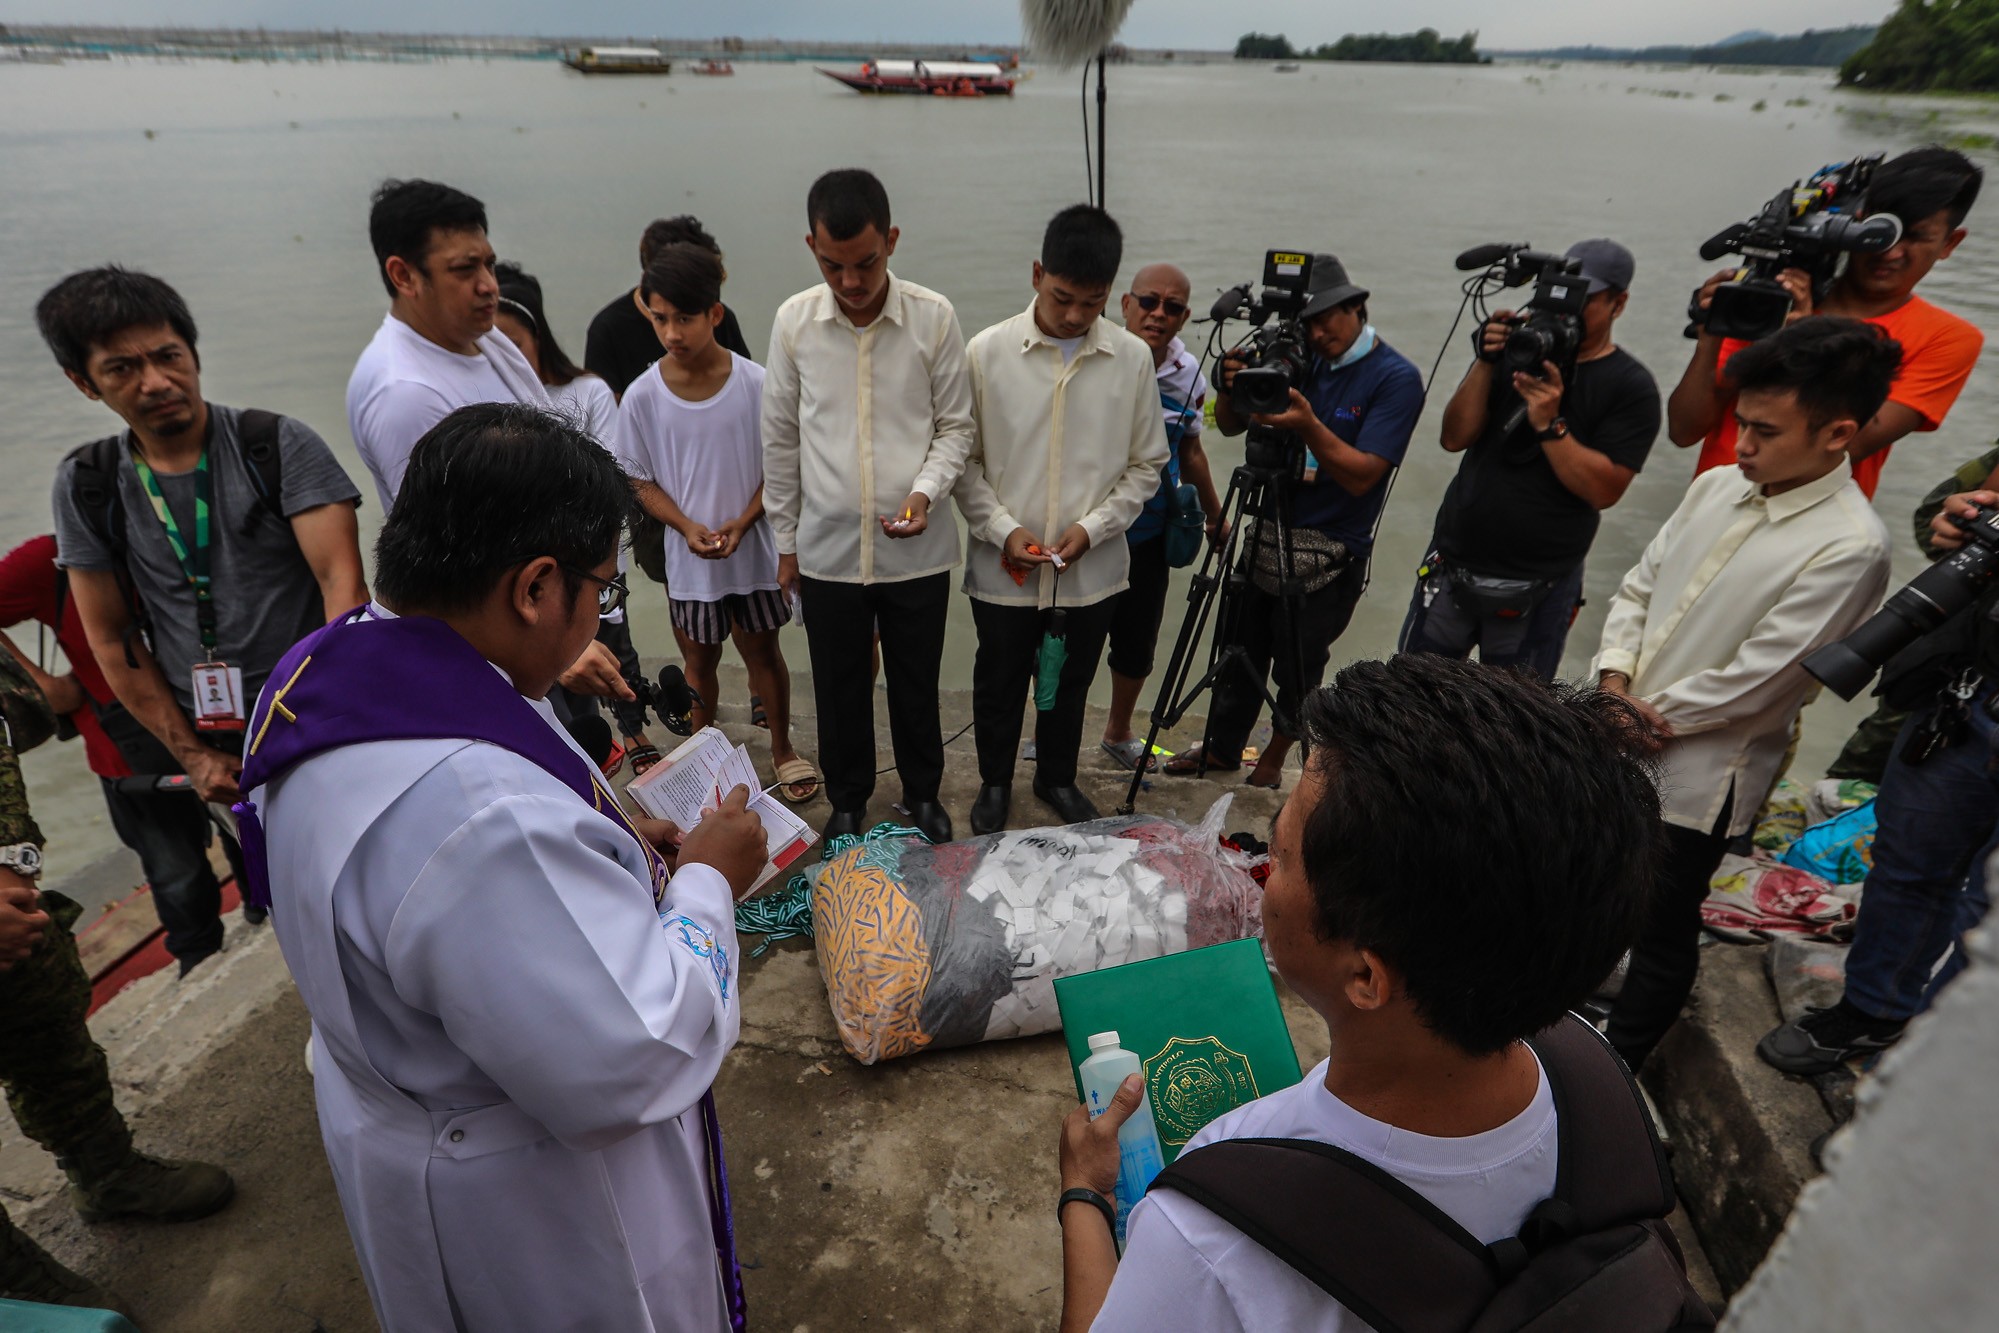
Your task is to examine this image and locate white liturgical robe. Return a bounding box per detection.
[257,672,739,1332]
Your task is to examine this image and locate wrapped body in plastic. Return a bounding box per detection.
[813,797,1263,1063]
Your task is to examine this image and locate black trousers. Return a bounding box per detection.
[1106,535,1173,680]
[800,572,949,812]
[1204,560,1368,766]
[1605,806,1733,1073]
[971,597,1115,789]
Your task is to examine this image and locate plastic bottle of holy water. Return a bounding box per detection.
[1079,1031,1167,1249]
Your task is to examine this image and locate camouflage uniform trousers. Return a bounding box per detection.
[1,739,121,1191]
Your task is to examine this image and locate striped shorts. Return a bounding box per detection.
[669,588,791,645]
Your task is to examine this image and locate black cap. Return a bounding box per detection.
[1300,253,1369,319]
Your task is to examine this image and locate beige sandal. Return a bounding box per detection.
[774,756,822,804]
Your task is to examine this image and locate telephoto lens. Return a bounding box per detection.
[1804,512,1999,699]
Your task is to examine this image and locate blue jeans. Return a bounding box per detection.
[1844,699,1999,1022]
[100,780,225,964]
[1397,561,1586,682]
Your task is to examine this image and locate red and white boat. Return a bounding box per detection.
[817,59,1015,96]
[690,59,734,76]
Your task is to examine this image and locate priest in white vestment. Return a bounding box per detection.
[237,403,768,1332]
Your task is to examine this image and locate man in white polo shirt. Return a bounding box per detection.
[345,178,550,513]
[954,205,1167,833]
[762,168,976,846]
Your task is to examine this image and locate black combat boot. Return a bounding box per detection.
[58,1115,235,1224]
[0,1210,129,1314]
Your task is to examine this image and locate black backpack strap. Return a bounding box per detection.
[1151,1136,1499,1333]
[233,408,289,529]
[65,436,149,668]
[1524,1013,1677,1233]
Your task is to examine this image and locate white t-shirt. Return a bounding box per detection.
[1091,1054,1559,1332]
[614,354,778,602]
[548,374,619,447]
[1053,333,1085,365]
[346,312,550,511]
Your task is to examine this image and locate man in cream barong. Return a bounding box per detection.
[238,403,767,1331]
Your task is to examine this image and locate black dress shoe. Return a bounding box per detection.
[821,808,864,854]
[907,800,954,844]
[1034,781,1100,826]
[970,784,1011,836]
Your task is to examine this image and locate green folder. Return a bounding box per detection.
[1054,938,1303,1162]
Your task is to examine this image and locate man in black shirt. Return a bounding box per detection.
[585,215,752,397]
[1399,239,1660,679]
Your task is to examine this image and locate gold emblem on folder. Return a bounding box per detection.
[1145,1035,1261,1148]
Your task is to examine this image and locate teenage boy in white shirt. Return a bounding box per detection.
[1593,316,1901,1071]
[761,169,976,846]
[955,205,1168,833]
[614,245,818,802]
[1058,655,1673,1331]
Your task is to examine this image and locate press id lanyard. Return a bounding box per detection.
[132,447,245,730]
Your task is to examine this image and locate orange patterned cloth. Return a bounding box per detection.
[814,847,936,1062]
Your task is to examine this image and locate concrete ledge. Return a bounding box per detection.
[1644,942,1832,1294]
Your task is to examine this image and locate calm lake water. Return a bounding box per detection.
[6,56,1999,865]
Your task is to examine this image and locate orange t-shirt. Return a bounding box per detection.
[1693,295,1984,498]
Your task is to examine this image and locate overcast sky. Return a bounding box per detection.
[16,1,1898,51]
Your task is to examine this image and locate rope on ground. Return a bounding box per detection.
[732,821,933,956]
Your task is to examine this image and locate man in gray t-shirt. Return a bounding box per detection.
[37,267,367,823]
[52,407,362,719]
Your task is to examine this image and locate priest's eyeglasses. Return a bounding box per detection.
[564,567,628,616]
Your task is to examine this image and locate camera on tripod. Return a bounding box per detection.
[1455,243,1591,382]
[1690,155,1901,343]
[1213,250,1317,417]
[1805,503,1999,700]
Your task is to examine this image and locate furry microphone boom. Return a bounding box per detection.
[1021,0,1136,65]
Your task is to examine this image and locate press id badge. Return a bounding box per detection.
[191,662,246,731]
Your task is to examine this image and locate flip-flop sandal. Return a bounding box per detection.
[774,756,821,804]
[598,739,627,780]
[750,695,770,730]
[1164,745,1240,776]
[626,740,663,777]
[1243,772,1282,790]
[1100,738,1153,771]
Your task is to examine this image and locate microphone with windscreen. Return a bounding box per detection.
[631,664,704,737]
[567,714,618,771]
[1021,0,1137,64]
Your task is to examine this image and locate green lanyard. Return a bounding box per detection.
[130,448,220,656]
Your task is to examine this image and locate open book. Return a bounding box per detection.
[625,726,818,892]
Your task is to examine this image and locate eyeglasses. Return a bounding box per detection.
[563,567,628,616]
[1130,293,1189,318]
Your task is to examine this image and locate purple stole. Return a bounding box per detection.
[235,610,747,1332]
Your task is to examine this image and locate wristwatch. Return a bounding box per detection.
[1537,416,1571,441]
[0,843,43,879]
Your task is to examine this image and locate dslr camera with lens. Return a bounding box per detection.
[1690,156,1902,343]
[1212,251,1319,472]
[1804,502,1999,700]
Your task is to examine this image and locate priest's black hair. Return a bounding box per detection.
[1294,655,1662,1057]
[375,402,635,615]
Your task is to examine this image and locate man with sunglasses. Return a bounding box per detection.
[1100,266,1223,771]
[1399,239,1660,681]
[241,404,770,1332]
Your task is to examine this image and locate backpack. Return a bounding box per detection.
[1149,1014,1716,1333]
[65,409,288,666]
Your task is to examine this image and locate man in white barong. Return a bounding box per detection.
[234,402,767,1332]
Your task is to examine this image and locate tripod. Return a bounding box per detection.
[1119,430,1315,815]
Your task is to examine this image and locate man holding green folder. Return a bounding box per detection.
[1055,656,1672,1330]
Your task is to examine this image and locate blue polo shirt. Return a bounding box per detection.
[1285,339,1424,556]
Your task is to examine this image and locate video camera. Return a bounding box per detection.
[1212,251,1319,474]
[1690,156,1901,343]
[1804,503,1999,701]
[1454,243,1591,384]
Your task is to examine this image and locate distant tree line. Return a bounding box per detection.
[1234,29,1487,64]
[1841,0,1999,90]
[1502,25,1876,67]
